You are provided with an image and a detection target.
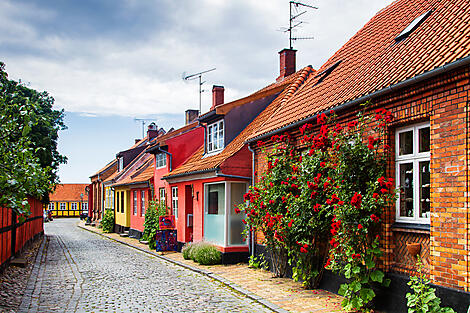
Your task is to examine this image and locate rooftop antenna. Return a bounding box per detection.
[134,118,155,138]
[284,1,317,49]
[182,68,216,114]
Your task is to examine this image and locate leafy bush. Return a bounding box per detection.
[182,243,193,260]
[101,209,114,233]
[406,257,455,313]
[248,254,268,270]
[183,242,221,265]
[142,200,167,249]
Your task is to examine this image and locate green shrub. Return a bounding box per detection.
[406,257,455,313]
[142,200,167,249]
[182,243,193,260]
[190,242,222,265]
[101,209,114,233]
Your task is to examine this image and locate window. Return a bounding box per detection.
[395,11,432,42]
[141,190,146,216]
[395,123,430,223]
[207,120,224,153]
[133,191,137,215]
[118,157,124,172]
[155,153,167,168]
[82,202,88,213]
[159,188,166,206]
[172,187,178,218]
[116,192,120,213]
[60,203,66,210]
[48,203,54,210]
[121,191,125,213]
[71,203,78,210]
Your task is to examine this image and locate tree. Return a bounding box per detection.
[0,61,67,214]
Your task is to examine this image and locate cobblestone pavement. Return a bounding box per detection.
[18,219,272,313]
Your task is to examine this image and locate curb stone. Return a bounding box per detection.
[77,224,289,313]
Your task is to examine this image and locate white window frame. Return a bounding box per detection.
[172,187,178,219]
[141,190,146,216]
[71,202,78,210]
[133,191,137,215]
[207,120,224,153]
[82,202,88,213]
[155,153,167,168]
[395,122,430,224]
[48,203,54,210]
[159,188,166,205]
[118,157,124,172]
[60,202,66,210]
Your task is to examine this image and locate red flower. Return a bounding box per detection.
[300,247,308,253]
[370,214,380,222]
[351,192,362,209]
[320,161,326,167]
[380,188,388,194]
[257,140,264,147]
[325,258,332,268]
[288,219,293,228]
[317,113,327,125]
[234,207,241,214]
[372,192,379,199]
[357,224,363,230]
[242,219,247,224]
[347,120,358,129]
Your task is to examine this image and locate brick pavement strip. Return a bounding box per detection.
[78,221,344,313]
[18,219,273,313]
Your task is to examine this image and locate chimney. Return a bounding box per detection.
[211,85,224,110]
[185,109,199,125]
[147,122,159,139]
[277,48,297,81]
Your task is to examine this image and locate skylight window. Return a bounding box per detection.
[314,60,342,85]
[395,11,432,42]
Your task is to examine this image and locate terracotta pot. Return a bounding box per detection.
[406,242,421,257]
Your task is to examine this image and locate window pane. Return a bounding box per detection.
[207,184,225,215]
[419,127,430,153]
[398,163,414,217]
[229,183,246,245]
[419,161,430,218]
[204,183,225,245]
[399,130,413,155]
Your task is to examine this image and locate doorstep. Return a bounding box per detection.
[77,221,343,313]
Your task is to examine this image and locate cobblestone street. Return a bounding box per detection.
[18,219,272,313]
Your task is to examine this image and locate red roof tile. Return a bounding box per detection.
[250,0,470,139]
[165,66,315,178]
[50,184,89,202]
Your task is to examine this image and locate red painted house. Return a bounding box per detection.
[246,0,470,311]
[163,54,313,263]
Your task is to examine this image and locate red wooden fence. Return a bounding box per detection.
[0,197,44,268]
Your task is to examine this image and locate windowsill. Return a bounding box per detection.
[391,222,430,234]
[203,149,224,158]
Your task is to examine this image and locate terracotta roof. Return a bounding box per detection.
[49,184,89,202]
[90,159,117,178]
[110,151,154,187]
[250,0,470,139]
[165,66,314,178]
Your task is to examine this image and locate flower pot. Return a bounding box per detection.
[406,242,421,257]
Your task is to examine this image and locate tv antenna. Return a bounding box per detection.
[283,1,317,49]
[182,68,216,114]
[134,118,155,139]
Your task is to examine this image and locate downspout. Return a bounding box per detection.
[215,170,251,182]
[157,147,172,172]
[248,144,256,257]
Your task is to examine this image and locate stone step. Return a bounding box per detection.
[119,233,129,237]
[10,257,27,268]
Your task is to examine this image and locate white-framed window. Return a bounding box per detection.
[48,203,54,210]
[155,153,167,168]
[172,187,178,218]
[71,202,78,210]
[141,190,146,216]
[207,120,224,153]
[118,157,124,172]
[82,202,88,213]
[395,122,430,223]
[159,188,166,205]
[60,202,66,210]
[133,191,137,215]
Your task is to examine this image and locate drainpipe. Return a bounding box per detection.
[248,144,256,257]
[157,147,172,171]
[215,170,251,182]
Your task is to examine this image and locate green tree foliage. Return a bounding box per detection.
[0,62,66,214]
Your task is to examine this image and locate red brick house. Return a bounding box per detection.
[89,159,117,221]
[246,0,470,311]
[163,57,314,263]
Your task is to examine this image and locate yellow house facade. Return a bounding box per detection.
[114,186,130,233]
[45,184,89,217]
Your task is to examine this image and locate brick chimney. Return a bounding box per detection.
[185,109,199,125]
[211,85,224,110]
[277,48,297,82]
[147,122,159,139]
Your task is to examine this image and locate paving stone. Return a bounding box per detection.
[17,219,272,312]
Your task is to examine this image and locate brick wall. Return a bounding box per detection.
[251,66,470,292]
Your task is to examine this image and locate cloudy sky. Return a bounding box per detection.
[0,0,394,183]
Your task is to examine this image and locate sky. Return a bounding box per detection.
[0,0,394,183]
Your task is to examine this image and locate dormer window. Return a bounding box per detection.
[395,11,432,42]
[118,157,124,172]
[207,120,224,153]
[155,153,167,168]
